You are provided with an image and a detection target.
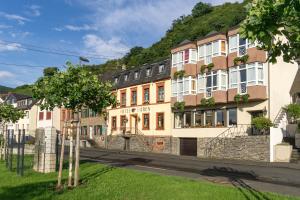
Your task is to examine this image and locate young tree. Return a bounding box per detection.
[0,103,25,160]
[240,0,300,63]
[32,61,116,188]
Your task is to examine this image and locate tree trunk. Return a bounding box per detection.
[74,120,80,187]
[3,125,7,161]
[57,122,66,189]
[68,125,74,187]
[0,125,4,160]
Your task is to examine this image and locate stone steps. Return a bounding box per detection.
[290,149,300,163]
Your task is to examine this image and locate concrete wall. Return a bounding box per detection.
[197,135,270,162]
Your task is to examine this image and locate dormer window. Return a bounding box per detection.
[134,71,139,80]
[158,65,165,73]
[114,77,118,84]
[124,74,128,81]
[146,68,151,77]
[198,40,227,64]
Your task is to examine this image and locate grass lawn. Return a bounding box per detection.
[0,156,299,200]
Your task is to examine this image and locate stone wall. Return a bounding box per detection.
[198,135,270,162]
[103,135,173,154]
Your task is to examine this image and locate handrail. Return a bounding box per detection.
[204,124,252,157]
[273,107,285,126]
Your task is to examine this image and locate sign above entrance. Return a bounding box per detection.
[121,106,150,114]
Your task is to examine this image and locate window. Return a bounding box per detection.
[228,109,237,126]
[142,113,150,130]
[146,68,151,77]
[120,115,126,128]
[134,71,139,80]
[205,110,213,126]
[174,113,183,128]
[94,125,102,135]
[195,111,202,127]
[172,76,196,99]
[25,111,29,118]
[111,116,117,130]
[81,109,89,118]
[216,110,225,126]
[157,84,165,102]
[121,91,126,107]
[156,113,164,130]
[124,74,128,81]
[197,70,227,95]
[46,111,51,120]
[89,109,97,117]
[39,112,44,120]
[143,86,150,104]
[158,65,165,73]
[229,62,264,93]
[198,40,226,64]
[229,34,256,55]
[81,126,88,135]
[131,89,137,105]
[185,111,192,128]
[172,49,197,69]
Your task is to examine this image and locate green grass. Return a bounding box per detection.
[0,156,299,200]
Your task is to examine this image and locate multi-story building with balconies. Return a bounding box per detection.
[170,27,299,156]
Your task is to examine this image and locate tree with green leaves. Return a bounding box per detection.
[191,2,213,17]
[43,67,59,77]
[33,61,116,188]
[0,103,25,160]
[241,0,300,63]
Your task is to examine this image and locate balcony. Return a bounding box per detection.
[228,85,267,102]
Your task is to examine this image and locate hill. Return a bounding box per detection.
[85,1,247,73]
[0,85,13,94]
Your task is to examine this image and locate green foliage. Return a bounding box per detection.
[43,67,59,77]
[11,85,33,96]
[200,65,206,74]
[284,103,300,120]
[233,54,249,66]
[234,94,250,103]
[173,101,185,112]
[252,117,273,132]
[0,85,12,93]
[192,2,213,17]
[32,62,116,114]
[206,63,214,71]
[173,70,186,79]
[241,0,300,63]
[0,103,25,125]
[200,97,215,107]
[84,2,247,75]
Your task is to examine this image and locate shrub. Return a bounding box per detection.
[200,97,215,107]
[200,65,206,74]
[173,70,185,79]
[252,117,273,134]
[284,104,300,123]
[173,102,185,112]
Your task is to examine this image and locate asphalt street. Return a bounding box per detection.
[76,148,300,197]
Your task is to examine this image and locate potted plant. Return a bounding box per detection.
[252,117,273,135]
[283,103,300,124]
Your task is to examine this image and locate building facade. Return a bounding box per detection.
[105,59,174,152]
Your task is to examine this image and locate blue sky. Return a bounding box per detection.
[0,0,239,87]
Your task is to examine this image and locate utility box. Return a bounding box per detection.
[33,127,57,173]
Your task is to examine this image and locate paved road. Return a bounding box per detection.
[77,148,300,197]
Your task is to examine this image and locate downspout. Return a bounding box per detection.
[268,60,271,119]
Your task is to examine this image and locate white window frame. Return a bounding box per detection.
[229,62,265,94]
[172,49,197,69]
[229,34,257,56]
[172,76,196,100]
[197,70,227,96]
[198,40,227,65]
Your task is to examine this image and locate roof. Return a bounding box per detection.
[7,93,32,101]
[196,30,225,42]
[172,39,194,49]
[101,59,171,90]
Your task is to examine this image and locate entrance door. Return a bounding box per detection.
[180,138,197,156]
[130,114,138,134]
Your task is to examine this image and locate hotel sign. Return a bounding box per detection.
[120,106,150,114]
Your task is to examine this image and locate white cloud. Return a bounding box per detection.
[54,24,97,32]
[26,5,41,17]
[0,71,14,78]
[83,34,129,59]
[0,12,30,25]
[0,40,22,52]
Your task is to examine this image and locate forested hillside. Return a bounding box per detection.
[86,1,247,73]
